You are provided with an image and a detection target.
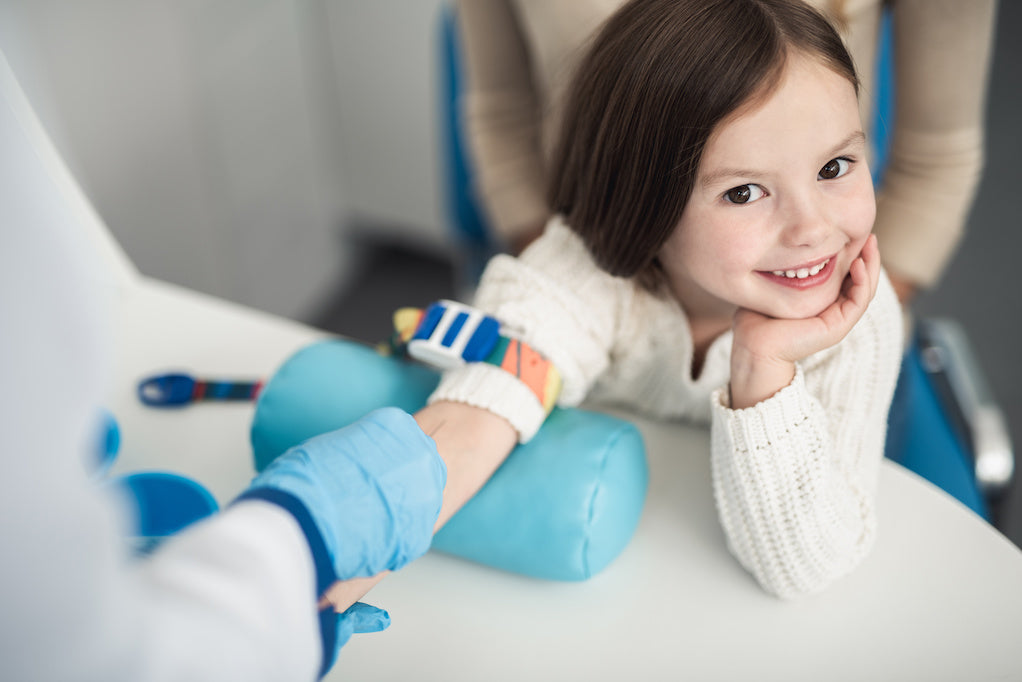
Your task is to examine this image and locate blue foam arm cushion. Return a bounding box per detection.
[250,339,648,581]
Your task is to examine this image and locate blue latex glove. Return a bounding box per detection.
[237,407,445,675]
[330,602,390,653]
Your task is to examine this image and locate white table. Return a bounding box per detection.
[108,277,1022,682]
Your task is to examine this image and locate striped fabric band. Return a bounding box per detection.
[387,300,561,414]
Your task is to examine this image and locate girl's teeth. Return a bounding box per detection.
[771,259,829,278]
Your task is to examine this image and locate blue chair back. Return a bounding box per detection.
[871,7,896,185]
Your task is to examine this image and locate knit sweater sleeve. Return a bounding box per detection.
[708,271,903,599]
[428,219,628,441]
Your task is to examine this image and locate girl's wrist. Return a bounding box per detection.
[728,351,795,409]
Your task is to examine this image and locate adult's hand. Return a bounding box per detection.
[237,407,446,672]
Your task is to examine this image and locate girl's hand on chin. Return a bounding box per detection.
[727,235,880,409]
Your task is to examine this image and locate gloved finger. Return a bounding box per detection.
[322,602,391,674]
[342,601,391,634]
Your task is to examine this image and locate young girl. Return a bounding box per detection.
[333,0,902,606]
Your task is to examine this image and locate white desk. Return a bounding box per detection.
[108,277,1022,682]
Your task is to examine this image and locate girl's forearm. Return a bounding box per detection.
[416,401,519,528]
[322,401,518,611]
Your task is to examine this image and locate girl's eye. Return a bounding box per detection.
[819,157,851,180]
[724,184,765,204]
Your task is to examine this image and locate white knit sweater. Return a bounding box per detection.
[430,217,904,598]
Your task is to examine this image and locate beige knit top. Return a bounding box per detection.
[455,0,997,287]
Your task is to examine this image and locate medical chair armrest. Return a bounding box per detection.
[917,318,1014,495]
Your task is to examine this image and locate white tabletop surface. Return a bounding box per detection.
[107,277,1022,682]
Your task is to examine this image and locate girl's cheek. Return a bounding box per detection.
[850,182,877,239]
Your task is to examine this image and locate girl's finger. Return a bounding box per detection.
[847,235,880,304]
[870,240,881,295]
[860,234,881,295]
[837,256,876,325]
[846,256,868,301]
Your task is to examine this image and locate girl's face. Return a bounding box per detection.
[660,53,875,322]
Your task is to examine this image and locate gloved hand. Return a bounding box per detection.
[236,406,446,674]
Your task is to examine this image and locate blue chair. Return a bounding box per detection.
[437,5,1014,522]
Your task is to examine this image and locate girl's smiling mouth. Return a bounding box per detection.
[758,254,836,289]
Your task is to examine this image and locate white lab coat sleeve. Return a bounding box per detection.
[1,458,323,682]
[129,501,323,682]
[1,422,323,682]
[0,131,322,680]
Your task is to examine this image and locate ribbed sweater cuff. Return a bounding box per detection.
[711,366,819,456]
[429,363,547,442]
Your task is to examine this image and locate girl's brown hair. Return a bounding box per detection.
[547,0,858,288]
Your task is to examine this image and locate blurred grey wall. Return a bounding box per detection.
[0,0,450,319]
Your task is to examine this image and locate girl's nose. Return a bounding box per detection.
[780,193,831,248]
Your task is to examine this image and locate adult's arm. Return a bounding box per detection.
[3,189,444,680]
[874,0,998,292]
[456,0,549,248]
[1,226,325,681]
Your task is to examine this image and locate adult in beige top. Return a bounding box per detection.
[455,0,997,302]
